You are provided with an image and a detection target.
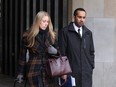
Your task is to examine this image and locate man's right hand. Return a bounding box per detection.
[61,75,67,82]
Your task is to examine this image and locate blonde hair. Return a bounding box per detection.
[23,11,56,47]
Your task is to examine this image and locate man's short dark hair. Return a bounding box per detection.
[73,8,86,16]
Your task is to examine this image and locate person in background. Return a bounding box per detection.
[58,8,95,87]
[17,11,59,87]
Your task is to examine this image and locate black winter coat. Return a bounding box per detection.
[58,22,95,87]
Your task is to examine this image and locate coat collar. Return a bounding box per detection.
[68,22,90,36]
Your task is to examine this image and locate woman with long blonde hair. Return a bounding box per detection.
[17,11,58,87]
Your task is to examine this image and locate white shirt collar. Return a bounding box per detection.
[73,23,82,37]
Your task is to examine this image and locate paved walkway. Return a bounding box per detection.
[0,74,28,87]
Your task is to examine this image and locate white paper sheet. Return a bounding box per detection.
[71,76,76,86]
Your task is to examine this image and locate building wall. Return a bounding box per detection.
[72,0,116,87]
[0,0,1,73]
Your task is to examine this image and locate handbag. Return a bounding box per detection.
[46,55,72,77]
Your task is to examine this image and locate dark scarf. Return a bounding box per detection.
[38,28,49,45]
[39,28,49,35]
[35,28,50,54]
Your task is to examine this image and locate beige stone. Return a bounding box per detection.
[104,0,116,18]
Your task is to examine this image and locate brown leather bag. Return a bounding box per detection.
[46,55,72,77]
